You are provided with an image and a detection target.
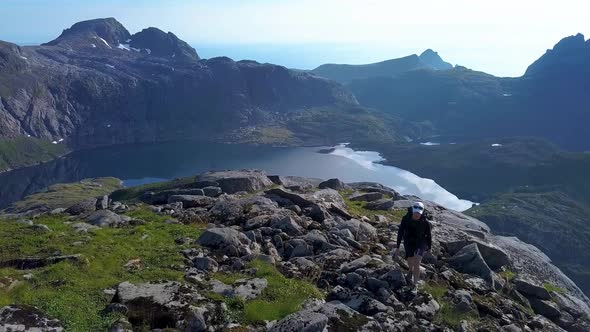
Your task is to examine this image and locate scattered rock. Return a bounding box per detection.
[349,192,383,202]
[365,199,395,211]
[318,178,348,191]
[529,298,562,319]
[112,281,199,330]
[202,186,222,197]
[97,195,109,210]
[0,305,63,331]
[340,255,373,273]
[233,278,268,300]
[269,310,328,332]
[65,198,97,215]
[514,276,551,300]
[197,170,274,194]
[196,228,251,257]
[270,216,304,236]
[71,222,99,233]
[333,218,377,241]
[87,210,128,227]
[50,208,66,215]
[193,257,219,273]
[168,195,216,208]
[443,239,510,270]
[108,318,133,332]
[15,219,33,226]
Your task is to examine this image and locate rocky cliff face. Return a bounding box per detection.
[0,18,362,152]
[1,170,588,331]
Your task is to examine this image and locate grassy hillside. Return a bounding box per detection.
[0,137,66,172]
[361,137,590,201]
[348,65,590,151]
[0,208,204,330]
[3,178,122,214]
[467,190,590,296]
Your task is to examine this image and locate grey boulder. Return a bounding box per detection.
[197,170,274,194]
[65,198,97,215]
[0,305,63,332]
[448,243,495,287]
[514,276,551,300]
[349,192,383,202]
[318,178,348,191]
[196,228,251,257]
[167,195,216,208]
[87,210,129,227]
[365,199,395,211]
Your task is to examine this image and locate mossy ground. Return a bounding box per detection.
[211,260,324,324]
[0,137,66,172]
[421,282,479,329]
[109,176,195,202]
[0,207,204,331]
[543,283,564,294]
[340,190,406,223]
[4,178,122,213]
[498,269,517,281]
[243,127,301,146]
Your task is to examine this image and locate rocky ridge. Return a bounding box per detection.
[1,170,589,331]
[1,18,409,156]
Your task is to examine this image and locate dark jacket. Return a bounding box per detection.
[396,208,432,250]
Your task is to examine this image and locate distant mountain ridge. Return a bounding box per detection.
[311,49,453,83]
[347,33,590,151]
[0,17,418,166]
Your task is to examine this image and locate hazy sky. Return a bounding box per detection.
[2,0,589,77]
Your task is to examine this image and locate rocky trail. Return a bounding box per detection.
[1,170,589,331]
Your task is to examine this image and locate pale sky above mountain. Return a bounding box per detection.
[2,0,589,77]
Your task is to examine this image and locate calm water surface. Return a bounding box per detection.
[0,142,474,211]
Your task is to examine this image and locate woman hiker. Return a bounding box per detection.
[393,201,432,286]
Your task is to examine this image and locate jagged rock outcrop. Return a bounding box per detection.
[129,27,199,61]
[525,33,590,76]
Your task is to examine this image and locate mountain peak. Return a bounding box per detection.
[129,27,199,61]
[419,49,453,70]
[525,33,590,76]
[44,18,131,48]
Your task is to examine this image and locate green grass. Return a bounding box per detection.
[4,178,122,213]
[212,260,324,323]
[543,283,564,294]
[340,190,406,222]
[498,270,517,281]
[0,207,204,331]
[435,301,479,329]
[0,137,66,172]
[110,176,195,202]
[420,282,478,329]
[125,207,171,223]
[421,282,449,301]
[239,126,301,146]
